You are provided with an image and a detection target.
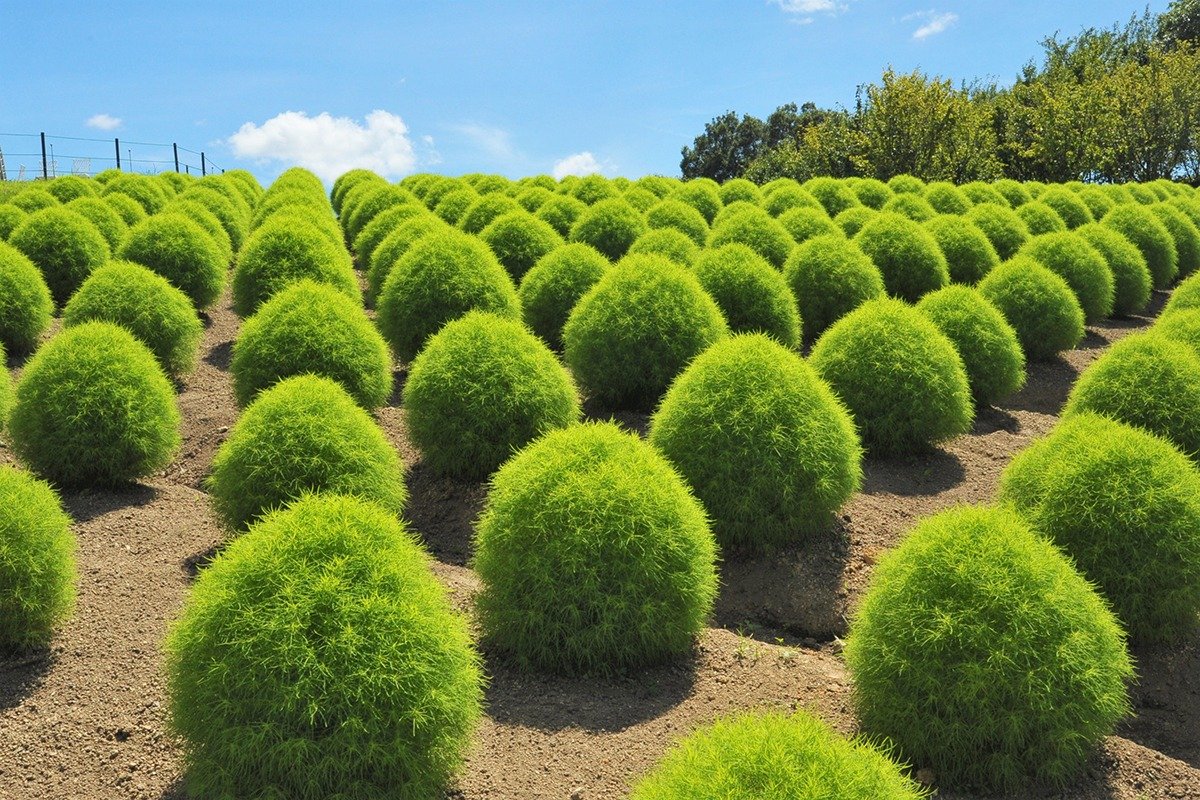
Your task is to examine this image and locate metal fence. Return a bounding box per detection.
[0,131,223,181]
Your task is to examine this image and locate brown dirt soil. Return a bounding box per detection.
[1,285,1198,800]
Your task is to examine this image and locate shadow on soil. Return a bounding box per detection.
[61,483,160,524]
[997,355,1082,416]
[203,340,233,371]
[183,542,224,583]
[581,401,650,438]
[158,777,187,799]
[0,645,58,713]
[1119,628,1200,769]
[402,463,487,566]
[387,366,409,408]
[862,448,966,497]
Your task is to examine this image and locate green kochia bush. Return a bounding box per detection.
[366,215,448,303]
[352,203,425,267]
[978,257,1085,360]
[63,261,203,377]
[1016,201,1068,236]
[11,206,109,306]
[473,421,717,675]
[1017,232,1114,323]
[629,710,926,800]
[854,212,949,301]
[458,193,521,235]
[1155,308,1200,358]
[479,211,564,281]
[784,234,886,344]
[966,202,1030,260]
[850,178,894,210]
[568,198,646,260]
[102,173,169,214]
[9,322,180,488]
[923,215,999,285]
[692,244,801,348]
[165,493,482,800]
[917,286,1026,407]
[517,243,608,351]
[66,196,128,253]
[0,465,76,650]
[1162,270,1200,318]
[708,207,794,272]
[804,177,861,217]
[1000,414,1200,642]
[1103,203,1178,289]
[923,181,972,215]
[810,297,973,456]
[1150,201,1200,279]
[1037,187,1094,229]
[670,181,722,224]
[0,348,9,426]
[778,206,842,244]
[119,213,226,310]
[0,241,53,354]
[0,205,26,240]
[650,334,860,551]
[563,254,728,409]
[626,227,700,267]
[834,206,877,237]
[231,280,392,410]
[233,217,358,316]
[1064,333,1200,458]
[404,312,580,480]
[845,505,1132,792]
[534,193,588,237]
[645,198,709,246]
[207,375,406,531]
[881,192,938,222]
[1077,223,1152,316]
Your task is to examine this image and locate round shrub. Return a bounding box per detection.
[162,199,233,263]
[1127,183,1161,204]
[0,204,26,240]
[458,193,521,235]
[992,179,1033,207]
[1077,186,1116,219]
[102,174,169,214]
[208,376,405,531]
[811,297,973,455]
[365,215,447,303]
[693,244,801,348]
[567,174,618,205]
[376,229,520,363]
[1016,201,1068,236]
[179,186,247,251]
[1017,232,1114,323]
[1162,270,1200,318]
[629,711,925,800]
[1154,307,1200,358]
[432,187,478,224]
[960,181,1011,207]
[923,181,971,215]
[251,188,332,233]
[923,214,1000,284]
[649,334,860,551]
[845,505,1132,792]
[45,176,96,203]
[881,192,937,222]
[344,184,412,243]
[1064,333,1200,458]
[473,421,717,675]
[480,210,564,281]
[119,213,226,310]
[1076,223,1152,316]
[166,493,481,800]
[404,312,580,480]
[717,178,761,206]
[670,182,722,223]
[9,322,180,488]
[784,233,885,344]
[534,193,588,237]
[1102,204,1177,289]
[627,227,700,267]
[917,286,1025,406]
[1037,186,1094,229]
[978,257,1085,360]
[232,216,357,316]
[11,206,109,306]
[1151,202,1200,279]
[515,186,553,212]
[778,206,842,244]
[0,466,75,651]
[887,174,926,194]
[352,202,426,266]
[834,206,877,237]
[10,189,58,214]
[331,169,382,214]
[63,261,202,377]
[563,254,728,408]
[0,347,8,425]
[763,184,821,217]
[518,243,608,351]
[0,241,53,354]
[706,207,793,269]
[231,280,392,409]
[850,178,894,210]
[568,198,646,260]
[804,177,861,217]
[65,196,127,253]
[101,191,148,228]
[854,212,949,301]
[966,202,1030,260]
[1000,414,1200,642]
[619,186,659,213]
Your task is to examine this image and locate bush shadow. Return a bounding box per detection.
[0,644,58,713]
[60,483,160,524]
[1118,628,1200,769]
[996,354,1081,416]
[387,366,409,408]
[581,399,650,438]
[203,339,233,371]
[972,405,1021,435]
[182,542,224,583]
[401,462,487,566]
[861,448,966,498]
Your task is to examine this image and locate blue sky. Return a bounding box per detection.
[0,1,1171,185]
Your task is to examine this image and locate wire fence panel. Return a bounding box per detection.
[0,131,222,181]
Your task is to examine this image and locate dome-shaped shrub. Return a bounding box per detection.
[960,182,1010,207]
[717,178,761,206]
[534,193,588,237]
[331,168,383,214]
[10,189,58,214]
[102,174,168,215]
[119,213,226,310]
[1016,201,1068,236]
[11,206,109,306]
[0,205,26,240]
[804,177,861,217]
[0,347,8,425]
[880,192,937,222]
[432,187,478,225]
[778,206,842,244]
[923,214,1000,284]
[850,178,893,210]
[966,202,1030,261]
[101,191,148,228]
[627,227,701,267]
[670,182,722,223]
[629,711,925,800]
[457,193,521,235]
[0,465,75,650]
[706,207,793,269]
[9,322,180,488]
[887,174,926,194]
[1162,270,1200,318]
[45,175,96,203]
[352,203,426,267]
[404,312,580,480]
[566,174,618,205]
[923,182,972,215]
[1076,186,1116,219]
[517,243,609,351]
[480,211,565,281]
[166,493,481,800]
[231,280,392,409]
[0,241,53,354]
[845,505,1132,792]
[692,244,801,348]
[854,212,949,301]
[1063,333,1200,457]
[568,198,646,260]
[365,215,447,303]
[784,233,885,344]
[1017,232,1114,323]
[1070,223,1149,317]
[63,261,202,377]
[1037,187,1094,229]
[163,199,233,261]
[65,196,127,253]
[515,186,554,212]
[622,185,659,211]
[376,229,520,363]
[833,206,877,237]
[207,376,405,531]
[232,216,357,316]
[917,286,1025,406]
[711,199,768,230]
[179,186,247,251]
[762,184,821,217]
[563,254,728,408]
[473,421,717,675]
[343,184,412,242]
[1000,414,1200,642]
[1151,202,1200,279]
[978,257,1085,360]
[650,334,859,551]
[1154,307,1200,358]
[992,179,1032,206]
[1102,204,1177,289]
[810,297,972,455]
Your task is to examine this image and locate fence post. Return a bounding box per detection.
[201,152,206,176]
[173,143,180,172]
[115,138,121,170]
[40,132,48,179]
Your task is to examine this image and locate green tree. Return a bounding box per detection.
[680,111,765,181]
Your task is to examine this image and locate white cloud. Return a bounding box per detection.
[227,110,417,182]
[771,0,847,23]
[552,152,606,179]
[908,10,958,40]
[86,114,122,131]
[448,123,518,162]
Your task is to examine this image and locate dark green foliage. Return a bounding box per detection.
[966,202,1031,260]
[376,230,520,363]
[1018,233,1114,322]
[978,257,1085,360]
[784,234,886,344]
[46,175,97,203]
[692,244,801,348]
[629,711,926,800]
[706,207,793,269]
[458,193,521,235]
[1150,202,1200,278]
[1064,333,1200,458]
[208,375,405,531]
[231,280,392,410]
[0,466,75,650]
[834,206,877,237]
[669,182,722,224]
[649,334,860,551]
[845,505,1132,792]
[718,178,762,205]
[778,206,842,244]
[11,206,109,306]
[404,312,580,480]
[627,227,700,267]
[517,243,609,351]
[1077,223,1152,316]
[850,178,894,210]
[917,286,1026,406]
[762,184,821,217]
[65,196,127,253]
[480,211,565,281]
[9,322,180,488]
[10,189,59,214]
[960,182,1011,207]
[568,198,646,260]
[233,216,357,316]
[0,205,26,240]
[923,215,1000,284]
[1037,187,1094,229]
[166,493,481,800]
[473,421,717,675]
[63,261,202,377]
[563,254,728,409]
[0,241,53,354]
[102,174,169,214]
[923,182,972,215]
[854,212,949,301]
[881,193,937,222]
[1001,414,1200,642]
[534,193,588,237]
[803,177,861,217]
[1102,204,1178,288]
[119,213,226,310]
[1016,201,1068,236]
[810,297,973,455]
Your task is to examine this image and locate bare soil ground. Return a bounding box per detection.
[2,287,1197,800]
